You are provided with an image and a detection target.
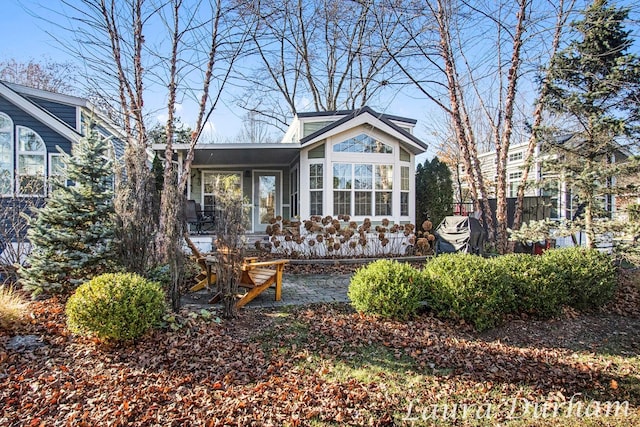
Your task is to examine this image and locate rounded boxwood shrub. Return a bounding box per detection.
[490,253,568,318]
[540,247,617,310]
[423,253,515,331]
[66,272,166,341]
[348,259,427,319]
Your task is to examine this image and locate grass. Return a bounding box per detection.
[255,306,640,426]
[0,285,28,328]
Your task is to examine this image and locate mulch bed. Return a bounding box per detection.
[1,269,638,426]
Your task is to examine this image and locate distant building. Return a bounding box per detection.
[0,80,125,197]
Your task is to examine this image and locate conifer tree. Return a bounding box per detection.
[416,157,454,229]
[21,128,116,295]
[541,0,640,248]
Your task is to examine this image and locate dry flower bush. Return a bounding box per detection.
[258,215,436,258]
[0,285,28,329]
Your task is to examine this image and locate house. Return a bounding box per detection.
[0,80,125,197]
[153,107,428,233]
[453,140,639,223]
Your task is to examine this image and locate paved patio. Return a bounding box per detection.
[181,273,353,310]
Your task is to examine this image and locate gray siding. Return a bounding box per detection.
[24,96,77,129]
[0,96,73,155]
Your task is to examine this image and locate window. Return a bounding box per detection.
[400,148,411,162]
[401,166,410,216]
[17,126,46,196]
[509,152,523,162]
[508,171,522,180]
[309,164,323,215]
[0,113,13,194]
[202,172,241,216]
[48,153,67,194]
[290,167,299,218]
[331,163,393,216]
[308,143,325,159]
[333,134,392,154]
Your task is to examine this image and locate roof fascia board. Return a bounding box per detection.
[3,81,88,107]
[0,82,81,143]
[302,112,427,153]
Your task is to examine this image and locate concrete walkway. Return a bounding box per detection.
[181,274,353,310]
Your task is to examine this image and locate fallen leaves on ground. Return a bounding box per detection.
[1,270,639,426]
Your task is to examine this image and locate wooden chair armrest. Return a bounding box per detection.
[242,259,289,269]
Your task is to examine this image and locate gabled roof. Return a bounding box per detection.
[3,81,128,142]
[299,106,427,154]
[0,81,81,143]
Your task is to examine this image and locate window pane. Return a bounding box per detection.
[0,133,12,194]
[354,164,372,189]
[19,175,45,195]
[354,191,372,216]
[375,191,392,216]
[375,165,393,190]
[333,191,351,216]
[401,166,410,191]
[400,192,409,216]
[18,128,45,152]
[310,164,323,189]
[333,164,352,189]
[310,191,323,216]
[333,134,392,153]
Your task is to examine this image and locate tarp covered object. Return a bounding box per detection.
[434,216,486,255]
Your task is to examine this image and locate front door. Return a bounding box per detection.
[253,172,280,232]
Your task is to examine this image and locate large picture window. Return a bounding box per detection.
[332,163,393,217]
[0,113,13,194]
[17,126,46,196]
[333,134,392,154]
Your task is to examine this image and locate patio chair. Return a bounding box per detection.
[186,199,204,234]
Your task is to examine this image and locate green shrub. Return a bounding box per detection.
[491,253,568,318]
[348,259,427,319]
[423,254,515,331]
[66,273,166,341]
[541,247,617,310]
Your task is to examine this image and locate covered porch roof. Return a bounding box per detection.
[152,143,301,167]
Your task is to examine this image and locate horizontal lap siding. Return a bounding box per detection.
[0,97,73,155]
[24,96,77,130]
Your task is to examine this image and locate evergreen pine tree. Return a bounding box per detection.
[541,0,640,247]
[21,128,116,295]
[415,157,454,229]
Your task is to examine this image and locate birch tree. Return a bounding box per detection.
[52,0,248,310]
[381,0,578,252]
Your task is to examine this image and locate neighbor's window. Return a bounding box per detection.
[333,134,392,154]
[17,126,46,196]
[0,112,13,194]
[509,152,523,162]
[309,163,323,216]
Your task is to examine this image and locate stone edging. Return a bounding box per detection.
[286,255,431,266]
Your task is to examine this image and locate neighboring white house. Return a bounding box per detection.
[454,140,638,222]
[153,107,428,233]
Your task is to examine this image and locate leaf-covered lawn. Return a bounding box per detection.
[1,270,639,426]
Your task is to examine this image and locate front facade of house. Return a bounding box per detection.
[154,107,428,233]
[0,81,124,198]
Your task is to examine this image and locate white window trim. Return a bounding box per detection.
[16,125,46,197]
[0,112,14,195]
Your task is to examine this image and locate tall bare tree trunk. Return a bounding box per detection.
[513,0,574,231]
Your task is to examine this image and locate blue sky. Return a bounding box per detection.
[2,0,639,164]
